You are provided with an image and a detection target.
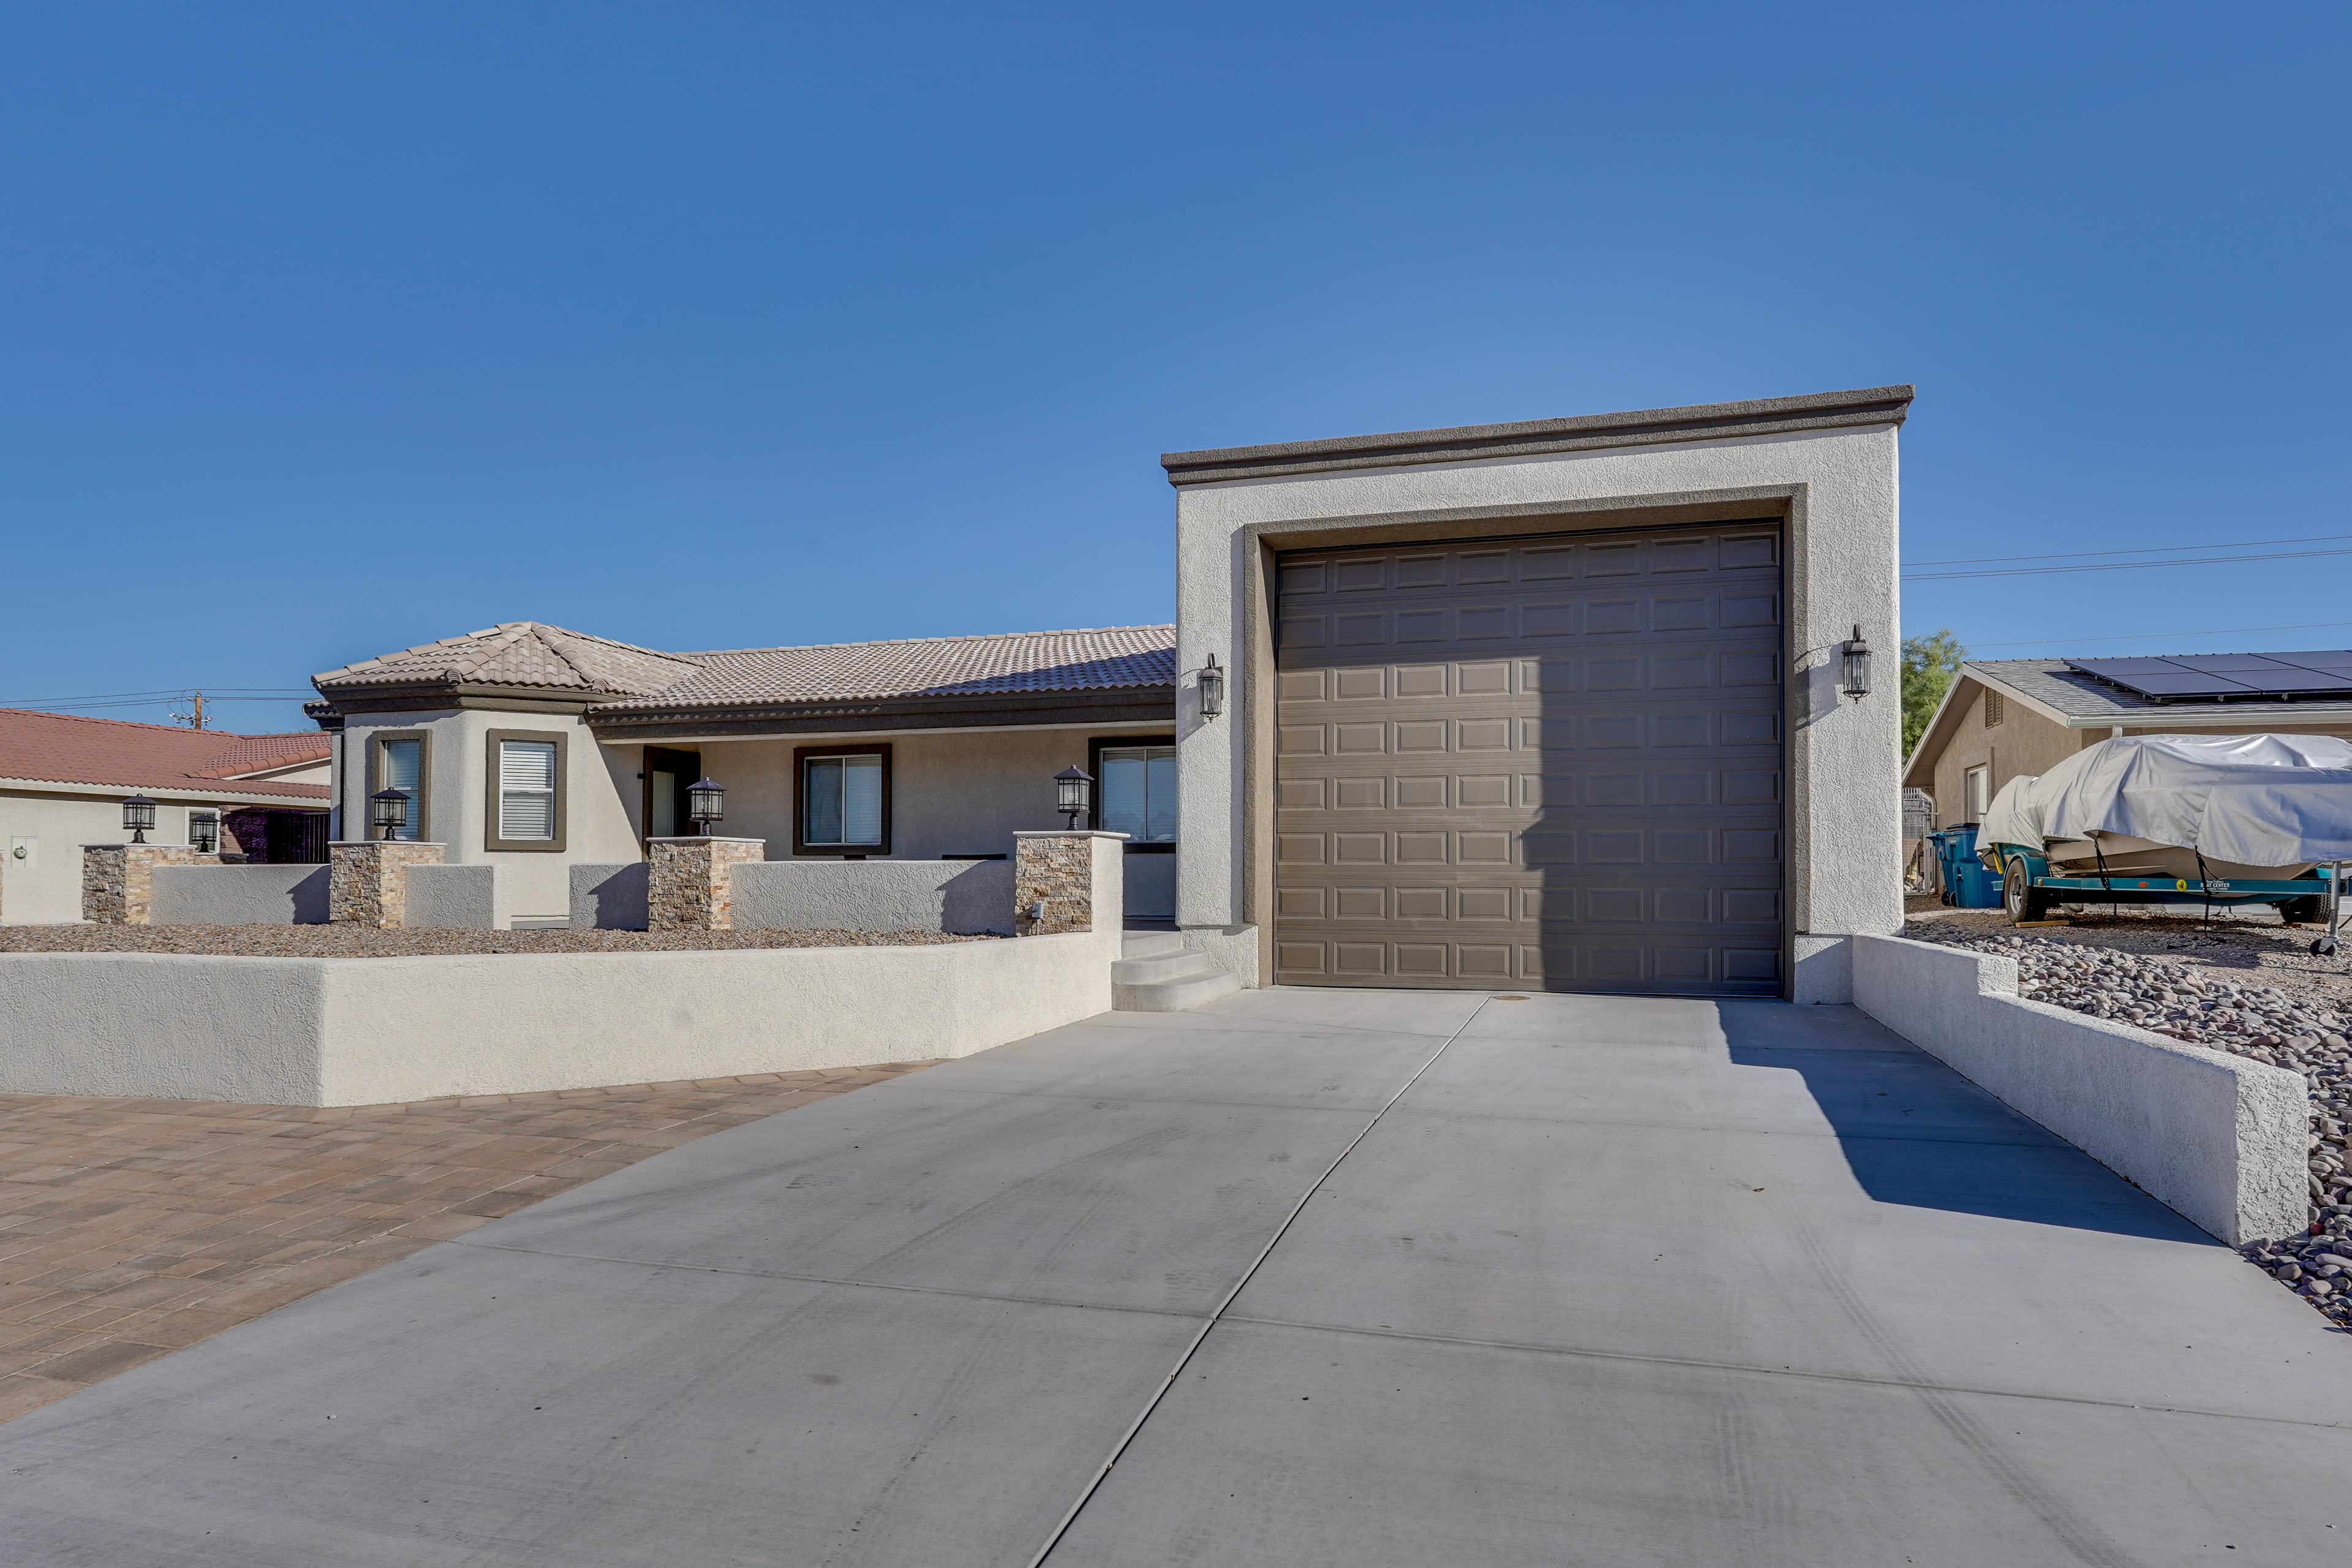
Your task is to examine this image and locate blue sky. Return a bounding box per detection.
[2,2,2343,732]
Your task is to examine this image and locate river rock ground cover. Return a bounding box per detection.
[1904,908,2352,1330]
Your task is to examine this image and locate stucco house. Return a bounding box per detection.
[0,710,331,924]
[1903,654,2352,827]
[305,622,1179,925]
[280,382,1909,1003]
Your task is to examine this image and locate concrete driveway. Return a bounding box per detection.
[2,988,2346,1566]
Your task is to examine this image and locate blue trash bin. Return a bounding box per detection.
[1926,825,2003,910]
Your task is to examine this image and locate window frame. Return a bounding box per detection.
[483,728,570,853]
[793,743,891,857]
[366,729,433,843]
[1088,733,1177,853]
[1964,764,1990,823]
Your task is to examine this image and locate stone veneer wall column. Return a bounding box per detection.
[1014,831,1128,935]
[329,842,447,929]
[82,846,224,925]
[648,838,766,931]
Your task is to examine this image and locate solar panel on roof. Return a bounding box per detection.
[2065,652,2352,702]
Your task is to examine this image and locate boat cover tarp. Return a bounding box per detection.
[1977,733,2352,865]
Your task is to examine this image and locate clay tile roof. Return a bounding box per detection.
[312,622,706,696]
[0,709,332,800]
[595,625,1178,711]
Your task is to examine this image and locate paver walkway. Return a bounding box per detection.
[1,989,2346,1565]
[0,1062,937,1422]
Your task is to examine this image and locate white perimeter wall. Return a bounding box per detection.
[0,838,1125,1106]
[1173,423,1905,998]
[1852,934,2307,1246]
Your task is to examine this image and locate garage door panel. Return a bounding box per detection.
[1275,522,1784,996]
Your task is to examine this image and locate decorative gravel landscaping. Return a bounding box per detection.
[0,925,1000,958]
[1904,916,2352,1329]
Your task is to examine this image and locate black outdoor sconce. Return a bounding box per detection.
[1196,653,1225,719]
[188,811,220,854]
[687,777,726,836]
[1055,765,1093,829]
[1842,625,1872,701]
[121,795,157,845]
[369,787,410,841]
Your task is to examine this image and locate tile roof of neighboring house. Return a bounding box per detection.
[600,625,1179,711]
[312,622,707,696]
[0,710,332,800]
[1966,658,2352,723]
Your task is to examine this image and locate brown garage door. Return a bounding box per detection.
[1272,521,1784,996]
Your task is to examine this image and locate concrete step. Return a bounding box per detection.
[1114,962,1243,1013]
[1111,949,1219,986]
[1120,931,1188,960]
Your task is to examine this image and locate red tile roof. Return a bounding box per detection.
[0,710,331,801]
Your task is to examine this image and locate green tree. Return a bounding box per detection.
[1901,629,1966,757]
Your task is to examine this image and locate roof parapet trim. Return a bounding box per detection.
[1160,385,1914,486]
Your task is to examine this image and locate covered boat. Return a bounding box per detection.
[1977,733,2352,883]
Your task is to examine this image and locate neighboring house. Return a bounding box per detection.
[306,622,1178,925]
[1167,384,1909,1003]
[0,710,332,924]
[1904,654,2352,828]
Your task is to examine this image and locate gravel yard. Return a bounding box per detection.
[1904,907,2352,1330]
[0,925,1000,958]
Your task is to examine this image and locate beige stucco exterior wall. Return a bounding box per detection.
[1,789,263,925]
[1927,689,2094,827]
[654,725,1170,860]
[334,708,642,921]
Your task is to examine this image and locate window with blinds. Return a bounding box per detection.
[1098,745,1176,842]
[380,739,423,840]
[803,753,884,846]
[498,741,559,840]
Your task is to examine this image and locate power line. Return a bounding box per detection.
[1964,619,2352,650]
[1902,546,2352,581]
[1905,531,2352,567]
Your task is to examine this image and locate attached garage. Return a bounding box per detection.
[1164,384,1910,1005]
[1269,522,1785,995]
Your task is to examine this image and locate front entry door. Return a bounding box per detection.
[644,747,701,841]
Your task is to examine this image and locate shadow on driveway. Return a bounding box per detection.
[1717,1001,2217,1245]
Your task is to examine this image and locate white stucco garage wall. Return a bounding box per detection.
[1852,934,2307,1246]
[1168,390,1908,999]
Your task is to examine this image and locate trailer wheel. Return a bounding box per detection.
[2279,895,2326,926]
[2003,860,2052,924]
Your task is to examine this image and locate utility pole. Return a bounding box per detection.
[173,692,207,730]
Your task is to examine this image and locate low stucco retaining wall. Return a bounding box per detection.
[150,864,330,925]
[0,929,1119,1106]
[1851,934,2306,1245]
[731,859,1016,935]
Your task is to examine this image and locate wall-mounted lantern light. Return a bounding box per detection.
[369,787,410,841]
[687,777,726,836]
[121,795,157,845]
[189,811,221,854]
[1055,765,1093,829]
[1841,625,1872,701]
[1196,653,1225,720]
